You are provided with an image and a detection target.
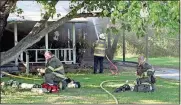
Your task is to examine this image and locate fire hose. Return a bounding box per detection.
[105,55,119,75]
[100,80,135,104]
[100,80,119,104]
[1,71,42,81]
[2,70,135,104]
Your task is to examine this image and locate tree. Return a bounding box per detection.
[0,0,17,42]
[0,0,179,65]
[111,1,179,37]
[0,0,60,65]
[105,26,121,60]
[105,1,179,61]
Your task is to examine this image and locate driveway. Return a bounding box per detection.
[154,68,180,81]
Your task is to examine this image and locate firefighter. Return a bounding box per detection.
[135,55,156,92]
[93,33,107,74]
[137,55,153,77]
[43,51,68,91]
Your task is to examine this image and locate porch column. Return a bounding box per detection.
[68,29,70,48]
[45,22,48,52]
[72,23,76,64]
[14,22,18,65]
[68,29,71,61]
[25,51,29,74]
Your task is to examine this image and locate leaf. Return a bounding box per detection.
[126,24,131,32]
[111,18,116,24]
[103,10,109,16]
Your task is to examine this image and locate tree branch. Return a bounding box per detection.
[76,12,102,18]
[3,0,17,15]
[0,1,87,65]
[0,0,8,11]
[0,0,17,41]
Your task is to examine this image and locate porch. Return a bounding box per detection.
[7,18,89,73]
[19,48,74,64]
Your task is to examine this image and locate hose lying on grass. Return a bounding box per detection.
[100,80,119,104]
[1,71,42,81]
[2,71,135,104]
[100,80,135,104]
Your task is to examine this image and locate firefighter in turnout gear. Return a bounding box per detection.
[42,51,68,91]
[134,55,156,92]
[93,33,107,74]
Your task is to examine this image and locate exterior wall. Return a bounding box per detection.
[0,30,26,52]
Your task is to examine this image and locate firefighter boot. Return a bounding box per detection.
[60,80,67,90]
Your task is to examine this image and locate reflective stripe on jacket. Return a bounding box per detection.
[45,55,66,78]
[93,40,106,57]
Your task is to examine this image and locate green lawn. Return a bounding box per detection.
[114,57,179,69]
[1,71,179,104]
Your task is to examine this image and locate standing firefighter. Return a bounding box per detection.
[93,33,107,74]
[40,51,68,92]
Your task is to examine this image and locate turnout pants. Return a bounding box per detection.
[44,73,65,85]
[94,56,104,73]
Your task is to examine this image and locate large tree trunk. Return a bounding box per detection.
[106,30,120,60]
[0,2,101,66]
[107,34,120,60]
[0,0,17,41]
[110,34,120,60]
[106,29,113,59]
[107,30,111,49]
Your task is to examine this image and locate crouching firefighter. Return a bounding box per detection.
[134,55,156,92]
[40,51,68,93]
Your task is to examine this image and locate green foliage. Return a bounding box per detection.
[10,5,24,19]
[72,1,179,37]
[148,1,179,36]
[115,31,179,60]
[10,7,23,14]
[114,1,179,37]
[10,0,58,19]
[9,0,179,38]
[36,0,58,18]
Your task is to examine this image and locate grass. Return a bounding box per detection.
[1,70,180,104]
[114,56,179,69]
